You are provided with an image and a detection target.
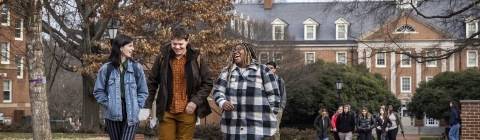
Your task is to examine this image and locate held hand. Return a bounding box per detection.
[377,126,381,130]
[386,128,389,132]
[185,102,197,114]
[222,101,234,111]
[332,128,337,132]
[148,109,153,119]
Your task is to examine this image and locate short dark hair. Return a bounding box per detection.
[171,27,189,41]
[266,61,276,68]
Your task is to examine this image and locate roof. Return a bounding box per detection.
[232,1,475,42]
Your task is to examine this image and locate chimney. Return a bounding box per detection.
[264,0,274,10]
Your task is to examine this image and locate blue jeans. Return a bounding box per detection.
[449,123,460,140]
[317,137,328,140]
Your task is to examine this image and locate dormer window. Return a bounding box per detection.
[271,18,288,41]
[335,18,350,40]
[466,16,478,38]
[396,25,417,33]
[397,0,417,9]
[303,18,319,40]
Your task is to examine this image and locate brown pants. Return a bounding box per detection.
[274,108,284,140]
[157,111,197,140]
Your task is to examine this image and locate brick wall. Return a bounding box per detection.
[460,100,480,140]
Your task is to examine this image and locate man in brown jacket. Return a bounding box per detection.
[145,27,213,140]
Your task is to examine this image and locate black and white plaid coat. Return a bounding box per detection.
[214,62,281,140]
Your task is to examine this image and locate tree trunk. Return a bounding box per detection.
[81,74,100,132]
[26,0,52,139]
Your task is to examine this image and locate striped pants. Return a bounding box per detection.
[105,102,139,140]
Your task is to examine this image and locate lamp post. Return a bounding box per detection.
[107,20,119,47]
[335,77,343,107]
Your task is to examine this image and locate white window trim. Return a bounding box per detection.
[376,52,386,67]
[401,52,411,67]
[394,25,418,34]
[3,117,12,125]
[466,20,478,39]
[273,52,283,68]
[273,25,285,41]
[305,52,315,65]
[424,115,439,127]
[426,76,434,82]
[467,50,478,67]
[336,24,348,40]
[426,51,436,67]
[304,25,316,40]
[16,56,23,78]
[3,79,12,103]
[1,42,10,64]
[259,52,269,64]
[336,52,347,64]
[401,77,411,93]
[14,19,23,40]
[1,4,10,26]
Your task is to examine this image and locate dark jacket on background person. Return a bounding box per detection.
[336,111,356,133]
[450,108,460,126]
[357,113,376,132]
[144,44,213,121]
[314,115,332,139]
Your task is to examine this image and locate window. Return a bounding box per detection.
[426,76,434,82]
[305,26,314,40]
[466,21,478,38]
[305,52,315,65]
[337,52,346,64]
[273,52,283,68]
[1,42,9,64]
[259,52,269,64]
[396,25,416,33]
[15,19,23,40]
[3,80,11,102]
[397,0,417,9]
[401,77,411,92]
[426,51,436,67]
[274,25,284,40]
[401,52,411,67]
[1,4,9,26]
[424,115,439,126]
[335,18,350,40]
[402,110,409,117]
[271,18,288,41]
[467,51,478,67]
[16,56,23,78]
[3,117,11,125]
[376,52,386,67]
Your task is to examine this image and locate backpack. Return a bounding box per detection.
[104,60,141,89]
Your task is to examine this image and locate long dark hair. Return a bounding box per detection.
[450,100,460,113]
[108,34,133,68]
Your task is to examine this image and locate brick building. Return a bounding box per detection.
[206,0,480,129]
[0,1,30,124]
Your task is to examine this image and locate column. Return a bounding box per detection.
[415,48,422,87]
[390,51,396,95]
[365,50,371,70]
[450,53,455,71]
[358,49,364,64]
[441,51,447,72]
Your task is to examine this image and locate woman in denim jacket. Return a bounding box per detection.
[93,34,148,140]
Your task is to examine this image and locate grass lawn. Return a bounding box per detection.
[0,132,109,140]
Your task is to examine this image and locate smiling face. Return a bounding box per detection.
[362,109,367,116]
[267,64,276,74]
[232,45,247,67]
[171,38,188,57]
[120,42,134,61]
[337,106,343,114]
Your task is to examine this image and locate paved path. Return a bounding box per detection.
[398,134,439,140]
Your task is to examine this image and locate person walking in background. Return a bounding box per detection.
[331,106,344,140]
[93,34,148,140]
[357,107,375,140]
[144,27,213,140]
[266,61,287,140]
[449,100,461,140]
[314,108,332,140]
[387,105,404,140]
[375,103,386,140]
[336,104,356,140]
[213,43,280,140]
[376,108,391,140]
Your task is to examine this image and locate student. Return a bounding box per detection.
[448,100,461,140]
[144,27,213,140]
[266,61,287,140]
[376,108,392,140]
[314,108,332,140]
[93,34,148,140]
[356,107,375,140]
[387,105,404,140]
[213,43,280,140]
[331,106,344,140]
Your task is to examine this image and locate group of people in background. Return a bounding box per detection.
[93,27,288,140]
[315,103,404,140]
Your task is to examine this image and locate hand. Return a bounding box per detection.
[332,128,337,132]
[377,126,381,130]
[401,130,404,134]
[185,102,197,114]
[386,128,389,132]
[148,109,153,119]
[222,101,234,111]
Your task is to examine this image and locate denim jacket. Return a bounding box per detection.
[93,60,148,126]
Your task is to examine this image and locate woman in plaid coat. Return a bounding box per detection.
[213,43,281,140]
